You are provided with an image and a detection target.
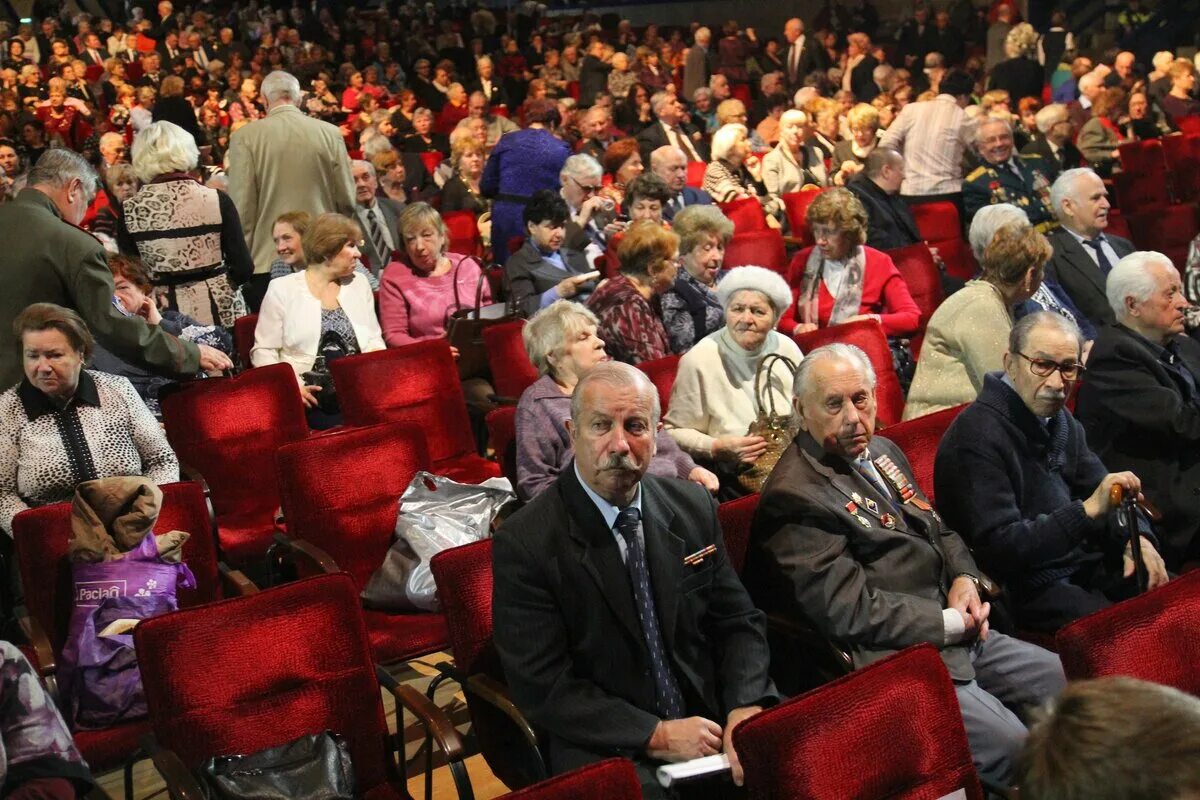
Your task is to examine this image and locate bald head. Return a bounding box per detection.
[650,145,687,192]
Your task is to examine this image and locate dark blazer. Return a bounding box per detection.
[578,137,608,162]
[846,173,922,251]
[578,55,611,107]
[747,431,980,680]
[662,187,713,221]
[962,153,1056,226]
[1076,325,1200,569]
[784,36,827,89]
[634,120,710,164]
[492,467,778,775]
[504,240,597,317]
[152,95,205,148]
[439,173,487,214]
[467,78,510,109]
[1020,133,1083,180]
[1043,226,1135,328]
[354,197,403,273]
[848,55,880,102]
[987,56,1045,102]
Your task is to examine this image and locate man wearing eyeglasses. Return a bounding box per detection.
[935,311,1169,635]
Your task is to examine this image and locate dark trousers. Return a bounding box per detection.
[241,272,272,314]
[1009,559,1139,633]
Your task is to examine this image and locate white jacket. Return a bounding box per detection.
[251,271,385,381]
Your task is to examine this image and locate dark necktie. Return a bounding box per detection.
[1162,343,1198,398]
[615,507,685,720]
[852,458,899,511]
[1083,237,1113,275]
[364,206,390,267]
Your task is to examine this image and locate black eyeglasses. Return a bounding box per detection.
[1016,352,1085,381]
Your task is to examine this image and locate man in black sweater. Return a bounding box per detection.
[846,148,922,251]
[935,312,1168,633]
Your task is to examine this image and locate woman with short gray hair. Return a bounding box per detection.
[703,123,784,225]
[665,266,802,498]
[118,120,253,327]
[513,300,716,501]
[659,204,734,352]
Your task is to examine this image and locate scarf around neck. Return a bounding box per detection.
[798,245,866,328]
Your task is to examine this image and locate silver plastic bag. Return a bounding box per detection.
[360,471,514,612]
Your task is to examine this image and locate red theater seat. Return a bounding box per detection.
[717,494,759,576]
[723,229,787,273]
[1127,202,1199,269]
[719,196,770,233]
[636,353,680,414]
[782,188,829,247]
[793,320,906,427]
[483,320,538,400]
[232,313,257,370]
[910,201,974,280]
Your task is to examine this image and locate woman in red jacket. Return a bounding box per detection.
[778,187,921,337]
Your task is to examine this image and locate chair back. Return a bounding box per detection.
[505,759,641,800]
[1162,134,1200,204]
[1055,570,1200,694]
[332,341,475,463]
[1105,209,1133,241]
[484,320,539,400]
[486,406,518,486]
[636,354,681,414]
[161,364,309,562]
[443,210,482,258]
[685,161,706,188]
[881,404,968,505]
[602,232,624,279]
[909,202,975,280]
[718,197,769,233]
[723,229,787,274]
[1176,116,1200,136]
[276,422,429,590]
[233,313,257,370]
[134,574,397,793]
[794,319,906,427]
[418,150,444,176]
[13,481,221,657]
[734,644,984,800]
[717,494,759,576]
[1116,140,1171,208]
[886,243,944,331]
[781,188,827,246]
[1127,202,1200,269]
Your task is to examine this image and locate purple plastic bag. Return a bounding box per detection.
[60,535,195,730]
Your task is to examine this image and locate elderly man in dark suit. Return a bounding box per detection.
[649,146,711,221]
[1019,104,1083,181]
[782,18,825,91]
[493,361,778,797]
[1043,167,1135,328]
[747,344,1065,789]
[636,91,709,165]
[963,118,1056,229]
[846,148,922,251]
[350,160,402,279]
[936,312,1168,633]
[1077,252,1200,570]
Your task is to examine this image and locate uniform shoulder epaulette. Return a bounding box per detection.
[965,165,989,181]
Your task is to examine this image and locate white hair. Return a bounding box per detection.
[523,300,599,376]
[351,158,376,178]
[793,86,818,109]
[1153,51,1175,72]
[968,203,1030,260]
[781,108,808,128]
[974,115,1013,145]
[1049,167,1101,222]
[1077,71,1102,94]
[560,153,602,183]
[1034,103,1069,134]
[715,265,793,318]
[792,343,876,399]
[130,120,199,183]
[1106,251,1174,321]
[260,70,302,105]
[710,123,747,162]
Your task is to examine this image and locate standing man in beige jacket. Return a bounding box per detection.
[228,70,356,311]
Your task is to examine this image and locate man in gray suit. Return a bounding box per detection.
[748,344,1065,789]
[350,160,402,280]
[1044,168,1135,329]
[682,27,714,102]
[228,70,356,310]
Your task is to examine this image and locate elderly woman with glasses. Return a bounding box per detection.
[659,204,734,353]
[664,266,802,499]
[514,300,717,501]
[905,223,1053,419]
[703,123,783,227]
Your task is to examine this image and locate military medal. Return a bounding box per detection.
[880,513,897,529]
[864,497,879,514]
[845,500,859,514]
[874,454,917,503]
[855,514,872,528]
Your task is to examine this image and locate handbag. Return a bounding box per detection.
[198,730,355,800]
[301,329,354,415]
[738,353,800,494]
[445,259,517,381]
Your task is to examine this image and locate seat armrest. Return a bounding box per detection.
[217,562,259,596]
[149,745,207,800]
[272,532,341,575]
[18,613,56,679]
[464,674,540,751]
[377,665,475,800]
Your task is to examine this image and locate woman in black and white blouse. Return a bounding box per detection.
[0,304,178,535]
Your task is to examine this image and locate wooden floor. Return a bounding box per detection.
[97,652,510,800]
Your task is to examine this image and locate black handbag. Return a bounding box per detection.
[301,329,354,415]
[445,259,517,381]
[198,730,355,800]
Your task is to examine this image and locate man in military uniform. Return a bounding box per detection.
[964,117,1057,232]
[747,343,1065,789]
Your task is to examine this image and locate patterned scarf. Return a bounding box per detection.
[797,245,866,328]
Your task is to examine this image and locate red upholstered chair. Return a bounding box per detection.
[636,354,680,414]
[1177,116,1200,136]
[1105,209,1133,241]
[443,210,482,258]
[504,759,641,800]
[730,83,752,104]
[886,243,944,333]
[232,313,257,370]
[781,188,828,247]
[685,160,706,189]
[418,150,444,176]
[566,81,580,100]
[734,644,985,800]
[133,573,470,800]
[1055,570,1200,694]
[718,197,770,233]
[430,539,548,790]
[602,231,624,278]
[910,201,975,280]
[484,320,538,401]
[1162,134,1200,204]
[487,405,519,486]
[723,229,788,273]
[273,421,448,665]
[794,320,906,427]
[1116,140,1171,209]
[1127,202,1199,268]
[880,404,968,505]
[161,363,310,565]
[717,494,759,576]
[331,341,502,483]
[12,482,255,784]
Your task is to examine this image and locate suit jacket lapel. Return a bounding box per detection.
[1059,231,1108,297]
[796,434,920,537]
[561,469,644,644]
[641,479,686,649]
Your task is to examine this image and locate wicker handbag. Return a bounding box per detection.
[738,353,800,494]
